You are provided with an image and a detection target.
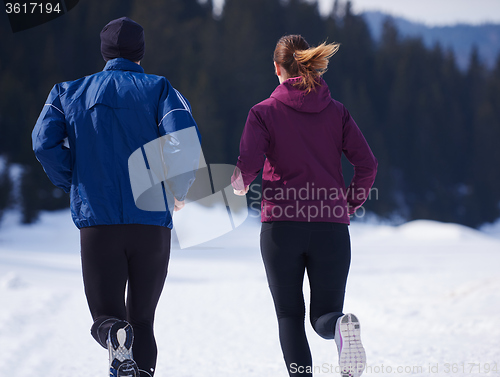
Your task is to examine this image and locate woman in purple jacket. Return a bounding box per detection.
[232,35,377,377]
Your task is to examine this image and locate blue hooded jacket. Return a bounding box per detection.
[32,58,200,229]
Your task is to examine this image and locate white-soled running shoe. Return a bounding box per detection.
[334,313,366,377]
[107,320,140,377]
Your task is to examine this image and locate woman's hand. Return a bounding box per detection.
[174,198,185,211]
[233,186,249,196]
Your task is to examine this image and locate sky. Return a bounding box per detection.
[211,0,500,26]
[317,0,500,26]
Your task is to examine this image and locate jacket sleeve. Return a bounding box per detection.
[32,85,72,193]
[232,108,270,190]
[157,79,201,201]
[342,106,378,214]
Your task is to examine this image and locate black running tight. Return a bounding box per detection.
[80,224,171,377]
[260,221,351,377]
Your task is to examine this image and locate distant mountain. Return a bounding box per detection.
[362,11,500,70]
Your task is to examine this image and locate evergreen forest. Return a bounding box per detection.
[1,0,499,228]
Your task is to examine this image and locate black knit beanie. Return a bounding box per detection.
[100,17,145,62]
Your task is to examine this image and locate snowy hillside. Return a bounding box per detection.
[0,210,499,376]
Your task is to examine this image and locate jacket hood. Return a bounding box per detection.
[270,77,332,113]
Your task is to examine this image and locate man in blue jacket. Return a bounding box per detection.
[32,17,200,377]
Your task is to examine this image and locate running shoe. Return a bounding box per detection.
[334,313,366,377]
[107,320,140,377]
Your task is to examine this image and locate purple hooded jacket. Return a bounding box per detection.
[232,77,377,224]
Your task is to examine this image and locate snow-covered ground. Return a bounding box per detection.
[0,209,499,377]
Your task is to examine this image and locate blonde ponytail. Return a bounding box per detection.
[273,35,340,93]
[294,42,340,93]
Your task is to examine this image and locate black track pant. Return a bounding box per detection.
[260,221,351,377]
[80,224,171,377]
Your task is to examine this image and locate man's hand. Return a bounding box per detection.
[233,185,249,196]
[174,198,185,211]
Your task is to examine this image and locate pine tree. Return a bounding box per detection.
[0,157,12,223]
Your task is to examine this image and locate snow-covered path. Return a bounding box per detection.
[0,210,499,377]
